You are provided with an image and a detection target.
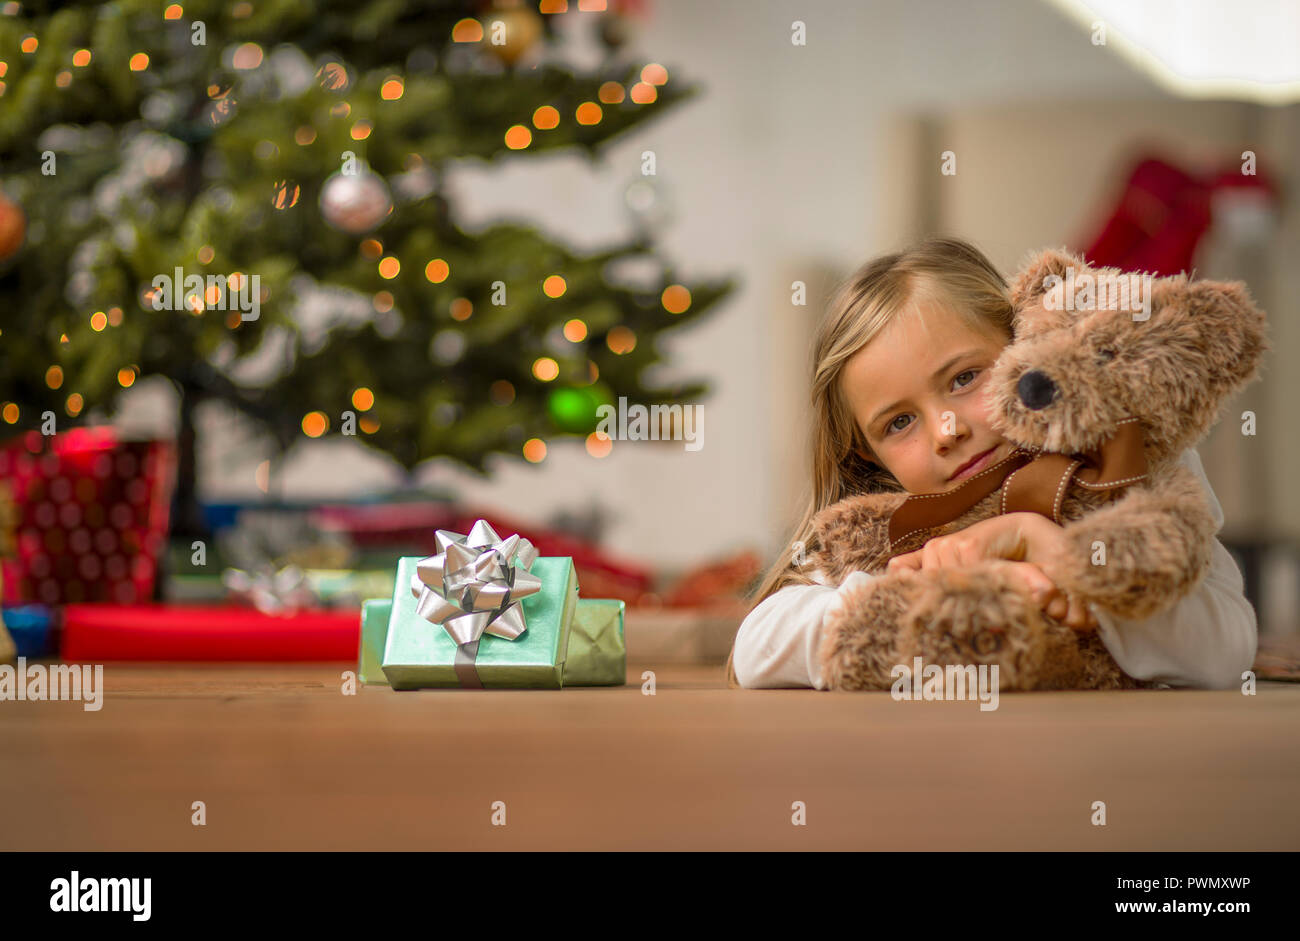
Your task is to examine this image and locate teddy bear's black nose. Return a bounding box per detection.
[1017,370,1058,410]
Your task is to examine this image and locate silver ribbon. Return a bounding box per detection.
[410,520,542,686]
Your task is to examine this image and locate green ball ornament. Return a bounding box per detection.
[548,383,613,434]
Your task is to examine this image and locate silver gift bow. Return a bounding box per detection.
[222,564,316,616]
[410,519,542,645]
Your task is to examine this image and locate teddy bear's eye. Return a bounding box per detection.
[1098,348,1117,362]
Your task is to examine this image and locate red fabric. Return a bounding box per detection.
[1084,156,1279,276]
[61,603,359,660]
[0,428,176,605]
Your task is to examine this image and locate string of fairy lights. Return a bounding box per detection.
[0,0,695,468]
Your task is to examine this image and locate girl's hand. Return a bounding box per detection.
[886,512,1059,571]
[886,514,1097,630]
[990,561,1098,633]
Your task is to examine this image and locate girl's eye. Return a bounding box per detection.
[883,370,979,436]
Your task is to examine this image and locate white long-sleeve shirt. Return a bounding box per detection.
[732,448,1257,690]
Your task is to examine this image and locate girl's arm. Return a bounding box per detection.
[1090,537,1256,689]
[1088,448,1257,689]
[731,569,876,689]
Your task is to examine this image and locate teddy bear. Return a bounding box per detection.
[806,247,1269,691]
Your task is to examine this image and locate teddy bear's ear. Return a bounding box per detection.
[1008,247,1087,310]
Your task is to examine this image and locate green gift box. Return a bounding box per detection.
[357,578,625,689]
[564,597,627,686]
[383,554,578,689]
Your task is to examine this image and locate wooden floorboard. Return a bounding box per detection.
[2,662,1297,850]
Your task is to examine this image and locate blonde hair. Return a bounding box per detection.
[724,235,1016,688]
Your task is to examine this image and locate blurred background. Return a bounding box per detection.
[1,0,1297,668]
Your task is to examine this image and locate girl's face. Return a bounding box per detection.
[841,303,1012,494]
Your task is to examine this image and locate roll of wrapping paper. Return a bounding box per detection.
[61,604,359,660]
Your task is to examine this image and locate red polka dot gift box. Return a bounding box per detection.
[0,427,177,606]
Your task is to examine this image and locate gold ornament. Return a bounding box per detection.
[483,7,542,66]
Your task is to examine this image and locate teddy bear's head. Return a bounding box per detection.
[986,247,1269,465]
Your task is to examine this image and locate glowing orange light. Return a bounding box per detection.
[72,49,92,67]
[378,256,400,279]
[586,431,612,458]
[449,298,473,321]
[425,258,450,283]
[630,82,657,104]
[523,438,547,462]
[532,357,559,381]
[118,368,136,388]
[232,43,264,70]
[129,52,149,71]
[575,102,602,125]
[563,319,588,342]
[533,105,559,129]
[452,19,484,42]
[504,125,532,149]
[90,311,107,331]
[164,4,183,19]
[598,82,625,104]
[351,120,372,140]
[2,403,19,423]
[66,393,84,417]
[662,284,691,314]
[543,275,566,298]
[642,63,669,86]
[302,411,328,437]
[352,388,375,411]
[607,326,636,354]
[45,366,63,389]
[381,78,404,100]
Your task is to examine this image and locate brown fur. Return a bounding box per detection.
[812,247,1269,691]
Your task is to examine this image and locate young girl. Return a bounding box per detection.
[726,236,1257,690]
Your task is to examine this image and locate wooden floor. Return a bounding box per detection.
[2,662,1297,851]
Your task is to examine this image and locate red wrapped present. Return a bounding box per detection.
[312,501,656,605]
[61,603,359,660]
[0,427,177,605]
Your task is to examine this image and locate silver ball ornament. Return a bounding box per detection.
[319,170,393,234]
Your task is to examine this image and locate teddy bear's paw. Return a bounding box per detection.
[808,492,907,582]
[1069,631,1153,690]
[817,571,918,691]
[898,566,1051,691]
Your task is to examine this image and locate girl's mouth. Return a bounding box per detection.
[949,446,998,482]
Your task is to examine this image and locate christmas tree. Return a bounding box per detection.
[0,0,735,538]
